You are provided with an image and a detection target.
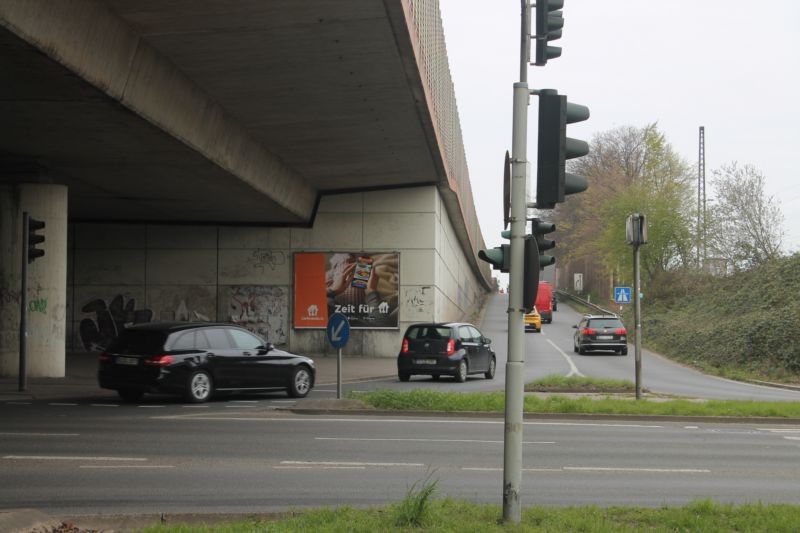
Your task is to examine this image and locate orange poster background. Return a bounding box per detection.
[293,253,329,328]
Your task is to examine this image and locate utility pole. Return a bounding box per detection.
[697,126,705,268]
[500,1,531,523]
[480,2,587,522]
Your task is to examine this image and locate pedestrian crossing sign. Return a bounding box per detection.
[614,287,632,304]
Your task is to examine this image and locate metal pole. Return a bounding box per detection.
[503,2,531,521]
[336,347,342,400]
[633,244,642,399]
[19,212,28,392]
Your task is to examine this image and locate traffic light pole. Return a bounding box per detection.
[19,212,29,392]
[503,81,528,524]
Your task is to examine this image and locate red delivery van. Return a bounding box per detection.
[536,281,553,323]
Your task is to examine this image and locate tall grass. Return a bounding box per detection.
[349,389,800,418]
[393,470,439,527]
[142,499,800,532]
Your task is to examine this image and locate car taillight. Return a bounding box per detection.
[583,328,597,335]
[446,339,456,356]
[401,339,409,353]
[144,355,173,367]
[615,328,627,335]
[98,352,110,363]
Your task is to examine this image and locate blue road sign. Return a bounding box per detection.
[614,286,632,304]
[326,312,350,349]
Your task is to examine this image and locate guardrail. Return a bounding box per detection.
[554,289,617,316]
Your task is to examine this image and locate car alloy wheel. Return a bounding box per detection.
[288,366,312,398]
[484,357,496,380]
[186,370,212,403]
[455,359,468,383]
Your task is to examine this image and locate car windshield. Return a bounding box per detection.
[107,329,168,355]
[406,326,452,340]
[587,318,624,329]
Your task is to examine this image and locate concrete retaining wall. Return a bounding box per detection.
[68,186,487,358]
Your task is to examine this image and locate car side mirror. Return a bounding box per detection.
[257,343,274,354]
[572,325,578,329]
[483,337,492,345]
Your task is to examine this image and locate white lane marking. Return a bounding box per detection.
[153,415,661,429]
[4,455,147,462]
[315,437,555,445]
[80,465,174,469]
[90,404,119,408]
[0,432,78,437]
[757,428,800,433]
[275,465,366,470]
[49,402,78,406]
[684,426,699,429]
[546,338,585,378]
[784,437,800,441]
[564,467,710,473]
[280,460,424,468]
[463,467,561,472]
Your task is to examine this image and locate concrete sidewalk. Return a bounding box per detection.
[0,351,398,402]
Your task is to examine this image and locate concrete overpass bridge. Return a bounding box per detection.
[0,0,493,376]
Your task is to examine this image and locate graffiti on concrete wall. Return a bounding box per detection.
[79,295,153,351]
[222,285,288,345]
[403,286,433,321]
[249,249,286,273]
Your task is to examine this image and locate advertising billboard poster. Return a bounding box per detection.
[293,252,399,329]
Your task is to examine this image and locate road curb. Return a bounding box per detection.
[285,407,800,425]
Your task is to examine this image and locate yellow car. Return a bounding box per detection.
[524,308,542,332]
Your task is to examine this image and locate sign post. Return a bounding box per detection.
[625,214,647,399]
[326,312,350,399]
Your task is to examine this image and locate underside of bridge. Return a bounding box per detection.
[1,0,474,229]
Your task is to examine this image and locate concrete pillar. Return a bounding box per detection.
[0,184,68,377]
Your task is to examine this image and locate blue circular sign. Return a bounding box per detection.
[326,312,350,349]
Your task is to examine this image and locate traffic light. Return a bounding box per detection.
[478,230,511,273]
[522,236,539,312]
[536,89,589,209]
[27,216,46,264]
[534,0,564,66]
[531,218,556,268]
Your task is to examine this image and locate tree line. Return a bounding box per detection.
[549,123,785,299]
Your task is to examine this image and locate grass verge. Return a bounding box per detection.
[526,375,636,393]
[348,389,800,418]
[142,499,800,532]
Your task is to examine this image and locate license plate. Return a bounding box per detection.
[597,335,613,340]
[415,358,436,365]
[116,356,139,366]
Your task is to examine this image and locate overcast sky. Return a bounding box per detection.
[439,0,800,257]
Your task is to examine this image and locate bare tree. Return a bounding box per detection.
[709,162,784,271]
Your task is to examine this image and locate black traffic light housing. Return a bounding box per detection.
[536,89,589,209]
[27,216,46,264]
[534,0,564,66]
[522,236,539,313]
[531,219,556,268]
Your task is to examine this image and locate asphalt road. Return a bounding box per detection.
[1,403,799,514]
[351,293,800,402]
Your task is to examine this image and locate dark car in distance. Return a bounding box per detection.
[397,322,496,382]
[98,322,315,403]
[573,315,628,355]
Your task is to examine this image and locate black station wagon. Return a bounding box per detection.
[98,322,315,403]
[397,322,495,382]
